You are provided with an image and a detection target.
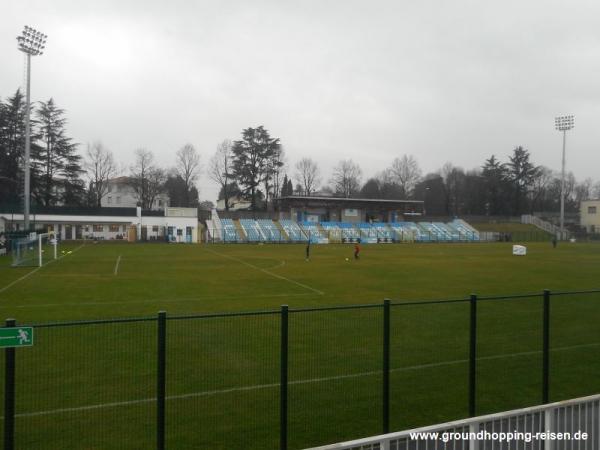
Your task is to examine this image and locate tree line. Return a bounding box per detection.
[0,89,203,210]
[210,128,599,217]
[2,88,598,216]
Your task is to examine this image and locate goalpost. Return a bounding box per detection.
[11,231,58,267]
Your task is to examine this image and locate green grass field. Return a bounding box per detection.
[0,241,599,449]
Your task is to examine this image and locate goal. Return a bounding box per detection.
[11,232,58,267]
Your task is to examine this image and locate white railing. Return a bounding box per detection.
[210,209,223,241]
[306,394,600,450]
[521,214,568,239]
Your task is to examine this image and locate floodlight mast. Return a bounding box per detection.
[16,26,47,231]
[554,115,574,239]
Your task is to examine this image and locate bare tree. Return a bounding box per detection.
[330,159,362,198]
[146,167,168,209]
[389,155,422,198]
[208,140,233,210]
[84,141,118,207]
[529,166,554,212]
[129,148,155,209]
[294,157,321,196]
[593,181,600,199]
[574,177,593,204]
[175,143,201,207]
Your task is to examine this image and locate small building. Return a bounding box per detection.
[580,199,600,234]
[275,196,424,223]
[216,196,252,211]
[0,206,198,243]
[101,177,169,210]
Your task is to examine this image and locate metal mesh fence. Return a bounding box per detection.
[16,319,156,449]
[165,312,280,450]
[476,295,543,415]
[550,291,600,403]
[0,289,598,449]
[390,300,470,431]
[288,306,383,449]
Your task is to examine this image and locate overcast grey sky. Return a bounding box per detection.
[2,0,599,202]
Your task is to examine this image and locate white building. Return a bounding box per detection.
[216,195,251,211]
[580,199,600,234]
[0,207,198,243]
[101,177,169,210]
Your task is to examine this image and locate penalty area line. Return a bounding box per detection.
[8,341,600,419]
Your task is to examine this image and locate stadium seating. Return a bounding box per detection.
[214,217,479,245]
[279,219,307,242]
[299,222,329,244]
[256,219,285,242]
[389,222,423,241]
[451,219,480,241]
[221,218,241,242]
[239,219,265,242]
[370,223,395,242]
[418,222,452,241]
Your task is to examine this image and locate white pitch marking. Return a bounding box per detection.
[0,243,85,295]
[8,341,600,419]
[0,292,317,309]
[206,248,324,295]
[113,255,122,276]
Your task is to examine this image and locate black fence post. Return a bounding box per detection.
[543,290,550,404]
[3,318,16,450]
[469,294,477,417]
[157,311,167,450]
[383,299,391,434]
[280,305,289,450]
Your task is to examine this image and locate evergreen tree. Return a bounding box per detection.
[231,126,281,210]
[34,98,81,206]
[482,155,510,215]
[0,90,28,205]
[506,146,539,215]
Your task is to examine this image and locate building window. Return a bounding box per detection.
[588,206,597,214]
[93,225,104,232]
[116,196,121,205]
[158,200,163,207]
[152,225,159,232]
[109,224,120,232]
[177,228,183,236]
[108,185,112,193]
[107,196,112,205]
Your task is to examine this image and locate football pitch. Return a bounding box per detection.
[0,241,599,449]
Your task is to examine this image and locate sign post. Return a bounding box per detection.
[2,322,33,450]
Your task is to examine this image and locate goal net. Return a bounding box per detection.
[11,232,58,267]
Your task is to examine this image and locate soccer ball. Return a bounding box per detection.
[345,258,349,261]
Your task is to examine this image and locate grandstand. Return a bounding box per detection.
[207,216,482,244]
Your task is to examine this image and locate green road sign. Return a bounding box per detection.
[0,327,34,348]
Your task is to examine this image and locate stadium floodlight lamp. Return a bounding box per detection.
[17,26,47,56]
[554,114,575,239]
[16,25,47,231]
[555,115,574,131]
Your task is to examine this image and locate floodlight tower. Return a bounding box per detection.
[554,115,574,238]
[17,26,47,231]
